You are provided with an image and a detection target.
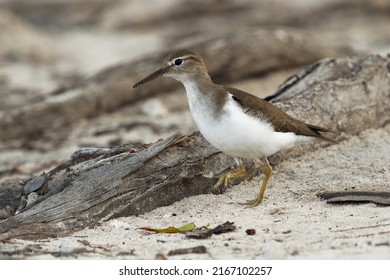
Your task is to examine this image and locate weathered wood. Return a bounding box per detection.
[318,191,390,205]
[0,54,389,240]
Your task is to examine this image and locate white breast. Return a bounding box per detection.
[183,81,310,159]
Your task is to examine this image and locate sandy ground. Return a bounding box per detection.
[2,124,389,260]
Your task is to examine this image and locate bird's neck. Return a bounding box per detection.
[181,71,213,92]
[180,74,227,119]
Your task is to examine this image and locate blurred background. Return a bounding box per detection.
[0,0,389,181]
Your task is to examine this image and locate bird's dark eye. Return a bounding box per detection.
[174,59,183,66]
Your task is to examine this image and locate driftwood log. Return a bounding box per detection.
[0,53,389,240]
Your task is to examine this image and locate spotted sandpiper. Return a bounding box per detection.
[133,49,336,207]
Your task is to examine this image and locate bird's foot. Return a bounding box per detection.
[238,158,272,208]
[238,196,264,208]
[211,173,230,194]
[211,163,246,194]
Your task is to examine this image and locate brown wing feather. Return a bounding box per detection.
[226,86,337,143]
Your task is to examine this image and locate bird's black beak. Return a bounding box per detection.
[133,66,170,88]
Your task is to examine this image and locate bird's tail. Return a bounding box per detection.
[307,124,338,143]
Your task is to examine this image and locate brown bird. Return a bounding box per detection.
[133,49,336,207]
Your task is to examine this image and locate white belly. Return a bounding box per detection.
[184,83,310,159]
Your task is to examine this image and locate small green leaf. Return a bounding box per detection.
[138,222,196,234]
[177,222,196,232]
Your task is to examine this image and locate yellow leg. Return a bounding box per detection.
[211,161,246,194]
[240,158,272,208]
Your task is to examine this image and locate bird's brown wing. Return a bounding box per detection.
[226,86,337,143]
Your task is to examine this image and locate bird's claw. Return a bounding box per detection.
[211,175,230,194]
[238,197,263,208]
